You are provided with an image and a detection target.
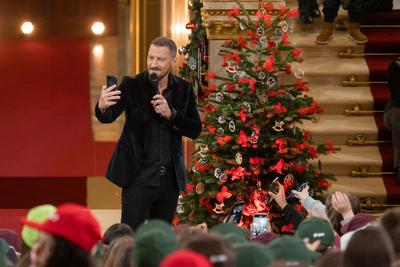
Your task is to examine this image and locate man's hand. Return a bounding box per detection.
[151,94,172,120]
[331,191,354,220]
[291,184,310,202]
[268,182,287,209]
[98,85,121,113]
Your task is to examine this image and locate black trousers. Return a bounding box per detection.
[384,106,400,169]
[121,171,180,231]
[323,0,364,23]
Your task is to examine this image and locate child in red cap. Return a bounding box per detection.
[22,203,101,267]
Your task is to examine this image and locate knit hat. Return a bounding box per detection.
[160,250,212,267]
[134,220,178,267]
[266,235,321,263]
[295,217,335,247]
[0,229,20,252]
[0,239,12,267]
[211,223,248,245]
[235,242,273,267]
[21,204,56,248]
[22,203,101,252]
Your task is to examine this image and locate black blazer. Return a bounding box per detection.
[95,71,202,190]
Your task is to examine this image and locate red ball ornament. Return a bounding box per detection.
[186,22,197,30]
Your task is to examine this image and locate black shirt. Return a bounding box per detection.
[134,74,175,187]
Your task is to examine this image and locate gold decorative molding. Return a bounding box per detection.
[360,197,400,212]
[339,47,400,58]
[344,105,384,116]
[346,134,390,146]
[350,165,394,177]
[341,75,387,87]
[203,9,278,16]
[202,20,245,40]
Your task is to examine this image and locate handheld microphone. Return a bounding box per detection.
[149,73,159,94]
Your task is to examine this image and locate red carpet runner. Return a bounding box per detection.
[362,11,400,203]
[0,38,114,211]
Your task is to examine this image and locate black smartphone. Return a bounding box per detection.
[227,201,245,224]
[287,182,309,200]
[251,213,269,239]
[106,75,118,88]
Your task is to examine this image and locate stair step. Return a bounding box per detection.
[302,114,378,144]
[314,145,383,176]
[310,85,373,114]
[290,31,364,58]
[300,57,369,82]
[328,175,386,202]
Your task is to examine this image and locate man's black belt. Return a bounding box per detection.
[160,165,174,176]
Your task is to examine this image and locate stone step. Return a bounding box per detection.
[289,30,364,58]
[308,83,373,114]
[313,145,383,176]
[300,56,369,83]
[328,175,387,202]
[302,114,378,144]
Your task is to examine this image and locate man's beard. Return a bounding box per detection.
[149,66,171,81]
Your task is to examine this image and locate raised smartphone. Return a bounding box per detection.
[106,75,118,88]
[251,213,268,239]
[227,201,245,224]
[287,182,309,200]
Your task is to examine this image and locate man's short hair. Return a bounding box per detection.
[151,36,177,57]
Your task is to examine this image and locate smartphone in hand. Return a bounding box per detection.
[287,182,309,200]
[251,213,269,239]
[106,75,118,88]
[227,201,245,225]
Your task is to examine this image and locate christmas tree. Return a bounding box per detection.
[178,0,208,97]
[178,0,336,233]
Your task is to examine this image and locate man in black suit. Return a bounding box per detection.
[95,36,202,230]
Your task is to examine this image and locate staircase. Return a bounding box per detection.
[286,0,400,210]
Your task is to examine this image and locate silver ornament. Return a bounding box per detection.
[188,57,197,71]
[287,92,296,101]
[216,92,224,102]
[242,102,251,112]
[266,76,277,89]
[279,20,289,32]
[235,152,243,165]
[199,157,208,164]
[274,27,283,39]
[258,94,268,104]
[272,121,285,132]
[176,195,184,214]
[250,131,259,144]
[239,20,247,30]
[229,120,236,132]
[233,73,240,81]
[218,116,226,124]
[256,26,264,35]
[259,36,267,45]
[239,71,247,78]
[217,127,225,135]
[258,71,267,80]
[214,168,223,178]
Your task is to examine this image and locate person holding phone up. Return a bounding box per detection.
[95,36,202,231]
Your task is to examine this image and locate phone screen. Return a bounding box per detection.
[251,213,268,239]
[227,201,244,224]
